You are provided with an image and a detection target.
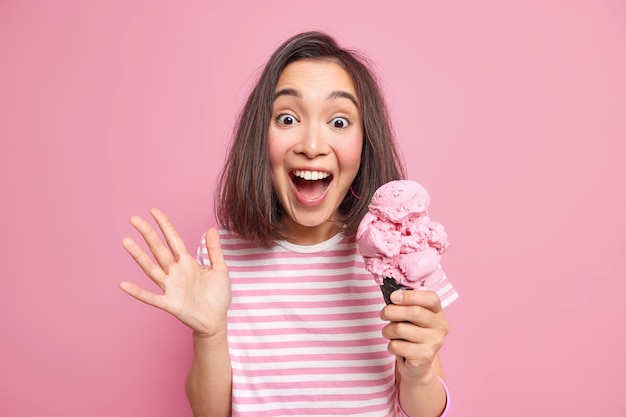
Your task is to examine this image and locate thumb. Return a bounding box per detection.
[205,228,228,272]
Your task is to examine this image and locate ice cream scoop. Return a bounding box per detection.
[356,180,449,304]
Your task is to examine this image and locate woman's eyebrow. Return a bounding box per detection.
[327,90,358,108]
[274,88,301,100]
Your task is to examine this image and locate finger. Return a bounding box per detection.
[387,338,438,368]
[381,304,440,328]
[119,281,168,310]
[150,208,190,260]
[382,321,440,344]
[205,228,228,272]
[129,214,176,271]
[389,289,443,313]
[122,237,167,291]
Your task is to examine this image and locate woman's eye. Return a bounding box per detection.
[277,114,298,125]
[330,117,350,128]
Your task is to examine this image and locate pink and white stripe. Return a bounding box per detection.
[197,230,457,416]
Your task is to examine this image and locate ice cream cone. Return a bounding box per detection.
[380,277,412,305]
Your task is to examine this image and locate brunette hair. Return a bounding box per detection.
[215,31,406,247]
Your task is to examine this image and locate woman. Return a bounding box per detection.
[121,31,457,416]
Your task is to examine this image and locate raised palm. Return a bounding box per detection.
[120,209,231,337]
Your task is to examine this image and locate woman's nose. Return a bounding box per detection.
[295,123,331,158]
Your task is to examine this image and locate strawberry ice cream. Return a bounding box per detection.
[356,180,449,304]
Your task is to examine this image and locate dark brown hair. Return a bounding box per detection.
[215,31,406,247]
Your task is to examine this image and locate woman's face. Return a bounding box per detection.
[268,59,363,245]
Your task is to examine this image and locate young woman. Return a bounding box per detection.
[121,31,457,417]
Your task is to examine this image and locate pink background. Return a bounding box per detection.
[1,1,625,415]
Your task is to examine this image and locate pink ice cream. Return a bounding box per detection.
[356,180,449,303]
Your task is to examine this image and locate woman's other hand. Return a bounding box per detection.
[380,289,449,383]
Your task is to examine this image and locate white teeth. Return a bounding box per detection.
[293,170,330,180]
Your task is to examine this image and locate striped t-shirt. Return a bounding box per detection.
[197,230,458,416]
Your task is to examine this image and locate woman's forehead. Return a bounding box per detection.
[275,59,358,102]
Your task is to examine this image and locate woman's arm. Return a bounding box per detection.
[396,354,447,417]
[186,329,232,417]
[381,290,450,417]
[120,210,233,416]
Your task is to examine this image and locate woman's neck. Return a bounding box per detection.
[281,218,344,246]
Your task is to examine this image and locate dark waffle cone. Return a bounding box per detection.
[380,277,412,305]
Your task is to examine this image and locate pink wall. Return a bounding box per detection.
[2,1,625,415]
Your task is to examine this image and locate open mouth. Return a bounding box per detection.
[290,170,332,200]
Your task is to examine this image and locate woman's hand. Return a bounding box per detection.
[120,208,231,338]
[380,289,449,383]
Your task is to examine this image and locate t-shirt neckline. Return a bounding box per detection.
[276,233,345,254]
